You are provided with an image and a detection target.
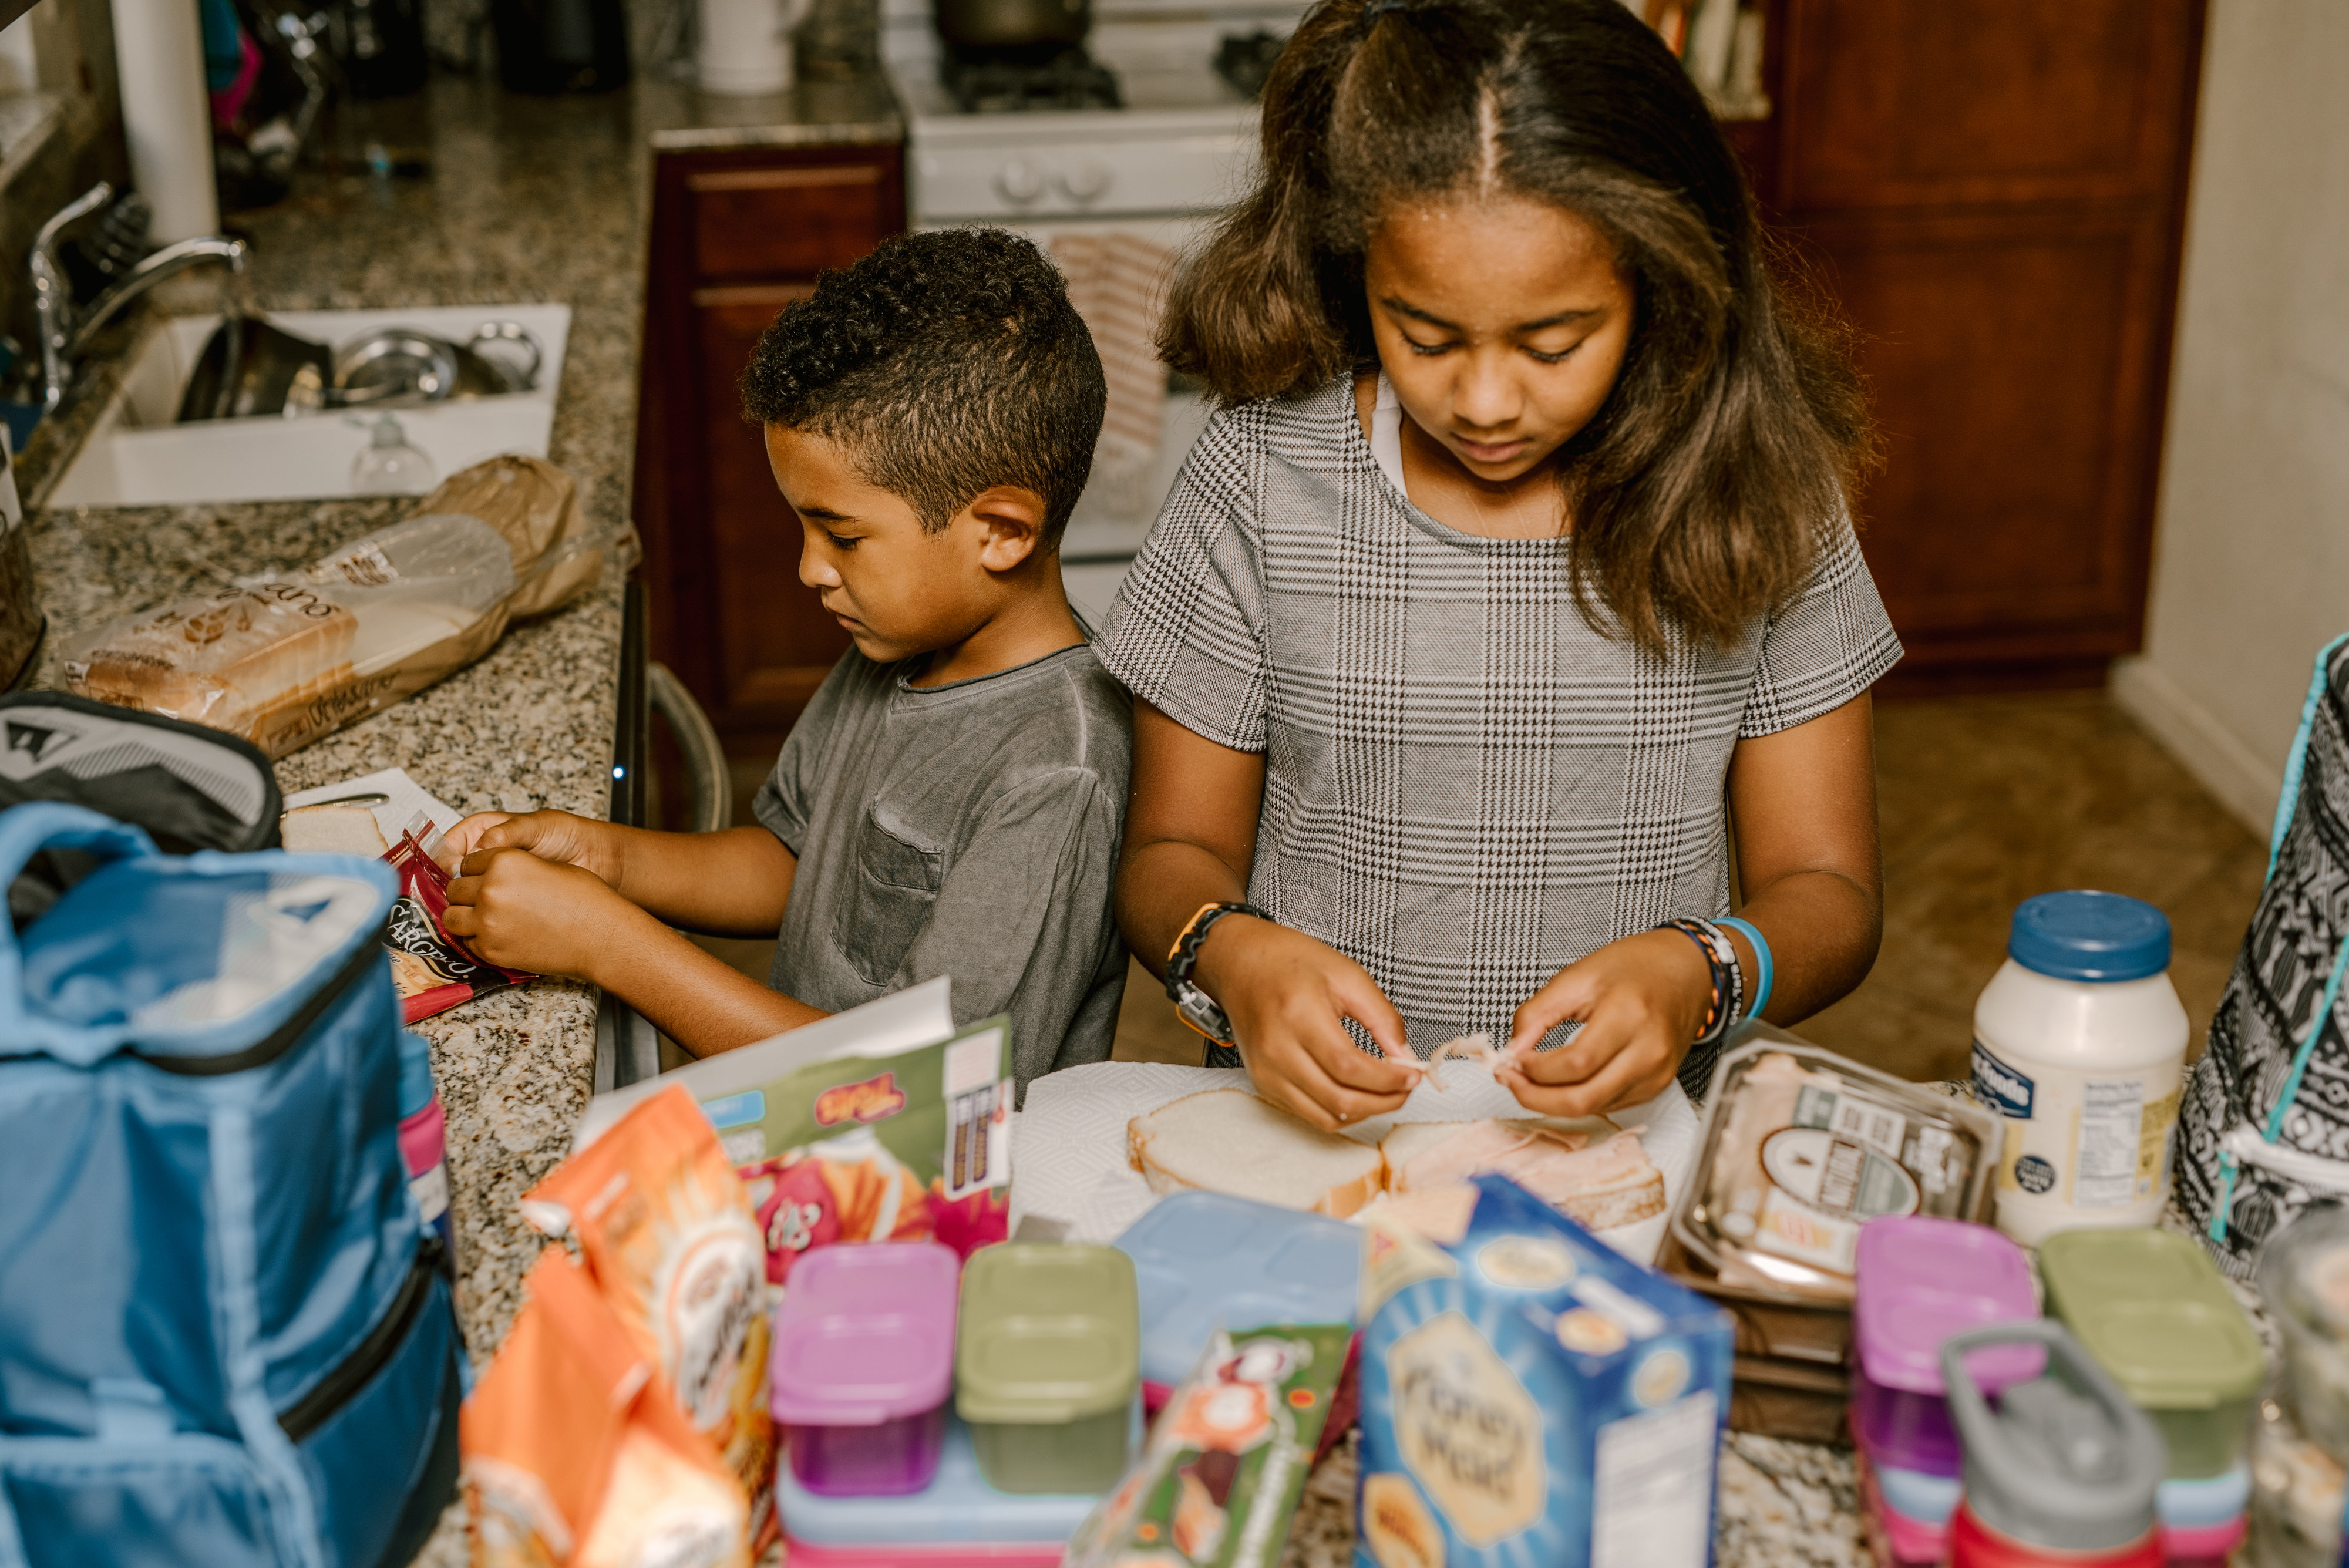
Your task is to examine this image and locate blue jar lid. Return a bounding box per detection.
[2008,891,2170,982]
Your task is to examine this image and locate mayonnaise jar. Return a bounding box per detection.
[1971,891,2190,1247]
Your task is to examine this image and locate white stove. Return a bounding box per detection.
[883,0,1307,623]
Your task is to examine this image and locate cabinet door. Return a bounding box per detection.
[634,144,905,759]
[1801,206,2175,673]
[1775,0,2200,210]
[1768,0,2205,688]
[693,289,853,729]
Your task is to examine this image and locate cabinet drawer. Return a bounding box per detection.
[689,162,894,281]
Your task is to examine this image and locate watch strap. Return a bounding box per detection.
[1165,900,1266,991]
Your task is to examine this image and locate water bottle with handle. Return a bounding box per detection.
[1940,1319,2168,1568]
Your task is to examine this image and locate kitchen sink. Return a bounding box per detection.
[43,304,572,509]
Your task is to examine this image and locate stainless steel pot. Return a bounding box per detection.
[934,0,1089,53]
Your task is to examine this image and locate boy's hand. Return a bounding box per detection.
[442,844,644,981]
[1194,917,1422,1132]
[441,809,626,888]
[1495,929,1709,1117]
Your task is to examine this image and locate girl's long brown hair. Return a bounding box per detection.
[1160,0,1874,652]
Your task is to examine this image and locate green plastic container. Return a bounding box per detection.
[2038,1227,2264,1479]
[955,1242,1140,1495]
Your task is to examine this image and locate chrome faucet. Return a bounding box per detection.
[32,183,248,412]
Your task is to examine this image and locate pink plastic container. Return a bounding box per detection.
[772,1241,960,1496]
[1856,1445,1946,1567]
[2159,1516,2244,1567]
[1852,1217,2042,1477]
[780,1543,1065,1567]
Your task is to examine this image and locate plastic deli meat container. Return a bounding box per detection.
[1851,1216,2041,1476]
[775,1409,1139,1567]
[955,1242,1139,1495]
[771,1241,960,1496]
[1112,1190,1358,1398]
[1671,1041,2000,1305]
[2040,1228,2266,1479]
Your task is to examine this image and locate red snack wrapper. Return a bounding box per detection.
[384,830,531,1023]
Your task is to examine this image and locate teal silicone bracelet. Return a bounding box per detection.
[1717,915,1773,1024]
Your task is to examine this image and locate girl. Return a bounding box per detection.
[1098,0,1899,1131]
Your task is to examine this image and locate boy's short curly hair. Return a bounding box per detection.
[739,227,1106,541]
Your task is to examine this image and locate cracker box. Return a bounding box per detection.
[1355,1175,1733,1568]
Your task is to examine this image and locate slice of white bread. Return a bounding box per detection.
[1127,1088,1386,1219]
[281,803,390,858]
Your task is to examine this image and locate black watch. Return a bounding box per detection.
[1164,901,1266,1046]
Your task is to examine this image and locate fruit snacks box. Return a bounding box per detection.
[1355,1175,1734,1568]
[572,978,1012,1284]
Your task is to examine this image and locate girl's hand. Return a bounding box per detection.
[1195,917,1423,1132]
[1495,929,1711,1117]
[441,809,625,887]
[443,845,643,980]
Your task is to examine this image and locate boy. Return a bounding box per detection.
[441,228,1131,1095]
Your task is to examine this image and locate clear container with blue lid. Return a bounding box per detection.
[1112,1190,1359,1398]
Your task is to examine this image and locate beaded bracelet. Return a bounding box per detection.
[1659,917,1744,1047]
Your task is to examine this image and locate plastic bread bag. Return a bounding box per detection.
[62,454,624,759]
[462,1246,750,1568]
[521,1085,778,1550]
[1668,1040,2000,1302]
[1064,1321,1354,1568]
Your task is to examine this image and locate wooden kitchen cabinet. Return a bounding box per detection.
[1741,0,2206,691]
[633,144,906,768]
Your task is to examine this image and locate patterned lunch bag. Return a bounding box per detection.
[2178,634,2349,1276]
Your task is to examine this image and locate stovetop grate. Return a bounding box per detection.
[940,48,1123,113]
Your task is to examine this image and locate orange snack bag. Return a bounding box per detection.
[462,1247,749,1568]
[521,1086,777,1547]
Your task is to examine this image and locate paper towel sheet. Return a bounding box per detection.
[1008,1059,1700,1264]
[282,766,461,850]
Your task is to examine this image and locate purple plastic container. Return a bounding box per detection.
[1850,1216,2041,1477]
[772,1241,960,1497]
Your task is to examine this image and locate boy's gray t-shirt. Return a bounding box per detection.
[753,642,1132,1096]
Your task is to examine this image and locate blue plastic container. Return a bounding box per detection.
[775,1407,1140,1554]
[1112,1190,1360,1392]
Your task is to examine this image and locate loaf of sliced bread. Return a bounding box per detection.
[1127,1088,1386,1219]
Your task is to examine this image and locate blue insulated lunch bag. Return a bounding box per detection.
[0,802,462,1568]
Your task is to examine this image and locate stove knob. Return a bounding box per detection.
[996,159,1044,204]
[1060,161,1112,203]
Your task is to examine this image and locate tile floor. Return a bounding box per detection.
[688,691,2270,1086]
[1110,691,2273,1084]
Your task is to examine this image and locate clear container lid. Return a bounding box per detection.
[2039,1229,2264,1411]
[955,1243,1138,1425]
[1853,1216,2042,1395]
[772,1241,960,1426]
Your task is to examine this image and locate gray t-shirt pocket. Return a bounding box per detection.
[833,803,944,985]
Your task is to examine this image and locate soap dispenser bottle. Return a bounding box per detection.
[349,413,435,496]
[1940,1320,2168,1568]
